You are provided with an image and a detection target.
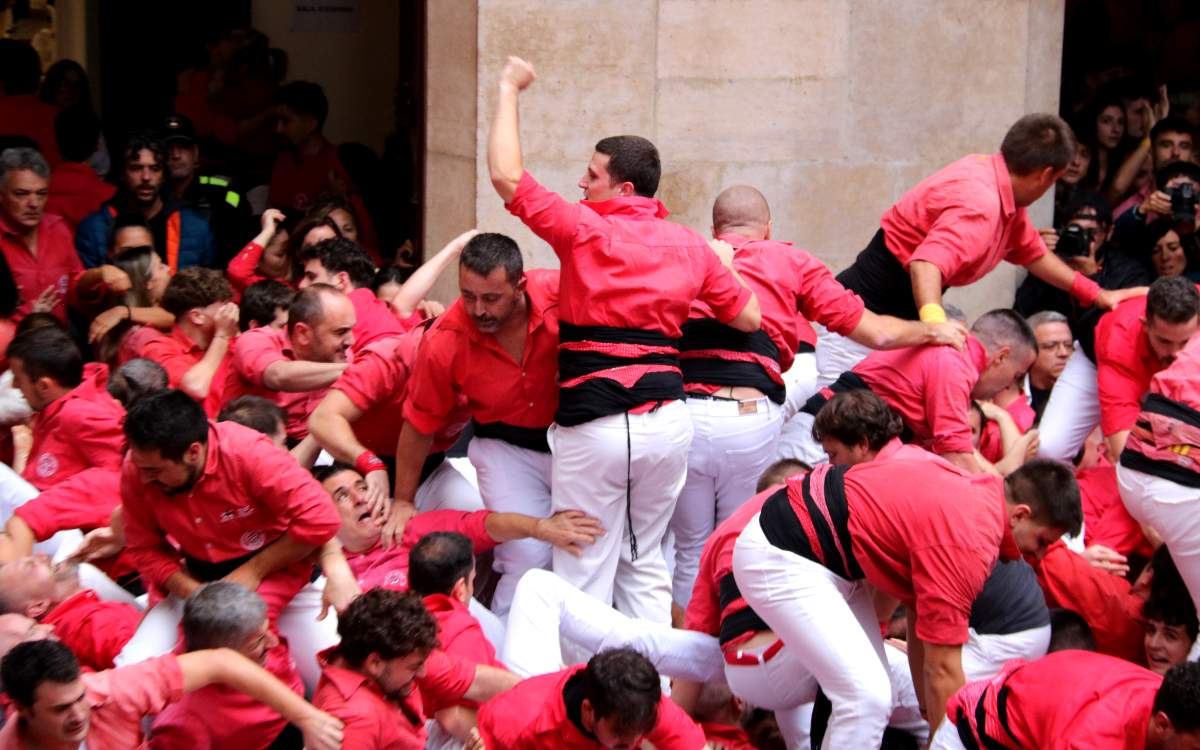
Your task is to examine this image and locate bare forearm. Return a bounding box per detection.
[487,83,524,202]
[483,512,541,543]
[180,335,232,399]
[923,660,965,734]
[391,234,468,317]
[290,435,321,468]
[1108,141,1152,203]
[164,569,202,598]
[232,534,318,581]
[908,261,945,310]
[0,516,35,562]
[1026,253,1080,292]
[393,422,434,506]
[179,649,323,726]
[463,663,522,703]
[263,361,348,392]
[309,393,368,464]
[942,450,988,475]
[1105,430,1130,460]
[130,306,175,331]
[849,311,936,350]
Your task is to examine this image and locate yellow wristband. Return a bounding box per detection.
[918,304,947,324]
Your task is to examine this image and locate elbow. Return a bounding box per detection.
[729,299,762,333]
[178,375,210,401]
[489,173,519,204]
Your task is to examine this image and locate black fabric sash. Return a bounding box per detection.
[473,420,551,453]
[679,319,785,404]
[759,467,862,581]
[800,370,872,417]
[556,322,683,426]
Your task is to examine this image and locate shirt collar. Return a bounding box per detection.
[991,152,1017,219]
[421,593,465,615]
[317,647,377,702]
[875,438,905,461]
[200,424,223,478]
[529,667,581,736]
[170,325,204,355]
[581,194,670,220]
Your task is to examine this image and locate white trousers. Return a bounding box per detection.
[1036,346,1098,463]
[0,463,77,559]
[723,638,819,750]
[929,718,969,750]
[500,569,724,682]
[814,325,873,390]
[671,396,783,606]
[776,352,824,464]
[467,437,553,615]
[733,514,892,748]
[415,458,484,513]
[1117,462,1200,620]
[114,578,338,695]
[549,400,692,626]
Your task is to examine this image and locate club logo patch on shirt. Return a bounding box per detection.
[384,570,407,589]
[220,506,255,522]
[240,531,266,551]
[35,452,58,478]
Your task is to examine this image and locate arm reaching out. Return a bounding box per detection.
[487,57,537,203]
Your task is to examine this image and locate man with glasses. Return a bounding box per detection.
[1025,311,1074,423]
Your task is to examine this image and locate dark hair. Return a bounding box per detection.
[0,39,41,96]
[288,215,341,262]
[38,59,93,112]
[0,640,81,708]
[594,135,661,197]
[756,458,810,492]
[108,213,155,254]
[371,265,413,293]
[309,195,359,230]
[287,283,341,336]
[240,279,295,332]
[1155,160,1200,191]
[276,81,329,130]
[311,461,357,484]
[161,267,234,317]
[811,390,904,455]
[1003,459,1083,536]
[1047,608,1096,652]
[1145,275,1200,324]
[107,358,167,409]
[1146,218,1200,278]
[580,648,661,735]
[13,312,62,337]
[124,389,209,460]
[1144,546,1200,641]
[1153,662,1200,734]
[6,327,83,388]
[298,238,375,289]
[120,131,165,173]
[53,107,101,163]
[1062,189,1113,228]
[1151,116,1194,146]
[408,532,475,597]
[1000,114,1076,175]
[460,233,524,284]
[217,396,286,439]
[971,308,1038,357]
[335,588,439,668]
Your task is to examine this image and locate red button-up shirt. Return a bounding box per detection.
[404,269,560,434]
[1145,329,1200,406]
[313,646,475,750]
[140,327,232,417]
[0,654,184,750]
[945,651,1159,750]
[0,95,61,166]
[1094,295,1174,436]
[685,488,772,639]
[851,336,988,455]
[477,665,706,750]
[23,363,125,491]
[423,593,502,668]
[0,211,81,322]
[47,162,116,230]
[343,510,494,592]
[42,589,140,672]
[348,287,407,353]
[120,421,340,590]
[880,153,1047,288]
[226,325,329,440]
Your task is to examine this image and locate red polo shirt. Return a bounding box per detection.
[1032,540,1145,664]
[226,325,329,440]
[840,459,1013,645]
[1078,461,1151,558]
[692,233,865,373]
[945,651,1159,750]
[0,211,81,321]
[23,363,125,491]
[701,723,755,750]
[880,153,1048,287]
[149,642,303,750]
[330,327,468,457]
[313,646,475,750]
[47,162,116,230]
[404,269,560,434]
[1145,330,1200,406]
[348,287,408,353]
[227,241,276,295]
[851,336,988,454]
[423,593,502,668]
[0,95,61,166]
[268,141,349,213]
[140,327,232,417]
[42,589,140,672]
[477,665,706,750]
[343,510,494,592]
[120,421,340,592]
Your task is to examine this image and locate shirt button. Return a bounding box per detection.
[195,517,203,524]
[204,543,213,549]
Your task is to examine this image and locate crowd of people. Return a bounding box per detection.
[0,22,1199,750]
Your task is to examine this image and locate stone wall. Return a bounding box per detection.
[426,0,1066,317]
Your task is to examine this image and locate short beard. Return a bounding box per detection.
[162,463,202,496]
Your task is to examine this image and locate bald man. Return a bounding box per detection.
[669,185,968,611]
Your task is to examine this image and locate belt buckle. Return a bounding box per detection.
[738,399,759,415]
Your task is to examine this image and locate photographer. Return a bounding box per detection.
[1111,160,1200,260]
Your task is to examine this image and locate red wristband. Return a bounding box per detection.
[354,451,386,476]
[1070,271,1101,307]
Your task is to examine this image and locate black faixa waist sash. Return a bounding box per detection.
[800,370,872,417]
[556,322,684,426]
[183,550,259,582]
[759,465,863,581]
[717,571,771,644]
[1121,392,1200,488]
[678,319,785,404]
[472,419,551,453]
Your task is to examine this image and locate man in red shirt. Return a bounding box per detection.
[314,588,519,749]
[0,638,343,750]
[268,82,351,213]
[0,555,138,672]
[6,326,125,491]
[818,114,1134,388]
[801,309,1038,474]
[45,109,114,230]
[383,233,561,612]
[142,267,239,416]
[488,56,760,625]
[117,389,341,692]
[671,185,968,611]
[732,457,1081,746]
[0,148,81,321]
[227,284,352,441]
[476,646,706,750]
[297,237,409,352]
[931,653,1200,750]
[1040,276,1200,462]
[150,581,308,750]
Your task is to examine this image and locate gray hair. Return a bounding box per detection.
[0,148,50,185]
[1026,310,1069,331]
[971,308,1038,356]
[182,582,268,651]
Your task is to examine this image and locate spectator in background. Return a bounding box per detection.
[38,59,110,177]
[0,40,61,166]
[46,108,115,230]
[308,194,379,265]
[228,208,297,295]
[1015,191,1112,326]
[75,132,215,272]
[269,82,350,214]
[1111,113,1194,218]
[239,278,294,332]
[1146,219,1199,281]
[1053,135,1095,227]
[1025,310,1074,422]
[86,243,175,366]
[1083,93,1128,192]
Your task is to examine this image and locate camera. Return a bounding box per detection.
[1169,183,1197,233]
[1055,223,1093,258]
